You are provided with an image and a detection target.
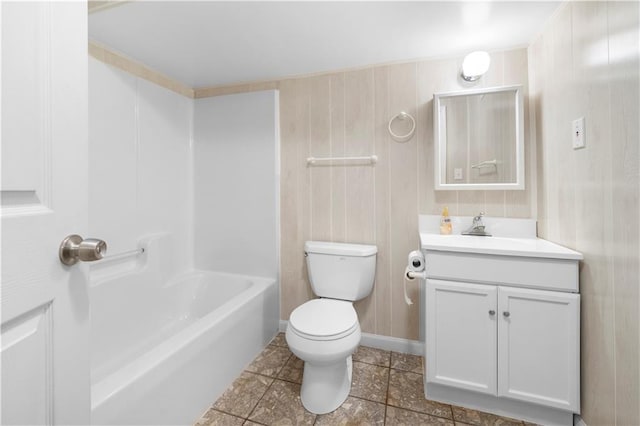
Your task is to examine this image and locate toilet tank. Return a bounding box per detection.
[304,241,377,301]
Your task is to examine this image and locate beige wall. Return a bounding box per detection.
[529,2,639,424]
[278,48,533,340]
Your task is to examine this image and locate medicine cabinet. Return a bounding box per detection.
[434,85,524,190]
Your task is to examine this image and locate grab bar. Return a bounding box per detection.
[471,159,498,169]
[307,155,378,166]
[98,247,145,263]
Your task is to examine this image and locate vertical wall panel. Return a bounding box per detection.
[280,79,316,319]
[279,79,304,319]
[330,74,347,243]
[309,76,332,242]
[344,69,376,333]
[387,63,419,339]
[608,1,640,424]
[373,67,392,336]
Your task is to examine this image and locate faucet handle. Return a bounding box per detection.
[473,212,485,223]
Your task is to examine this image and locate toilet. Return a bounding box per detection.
[285,240,377,414]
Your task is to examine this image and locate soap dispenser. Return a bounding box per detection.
[440,207,452,235]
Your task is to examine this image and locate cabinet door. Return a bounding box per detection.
[426,279,497,395]
[498,287,580,412]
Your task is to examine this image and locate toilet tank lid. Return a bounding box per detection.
[305,241,377,257]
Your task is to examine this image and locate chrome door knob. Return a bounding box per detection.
[59,234,107,266]
[503,311,511,317]
[489,310,496,316]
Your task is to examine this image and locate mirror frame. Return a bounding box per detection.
[433,84,525,190]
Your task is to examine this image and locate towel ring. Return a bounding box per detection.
[388,111,416,142]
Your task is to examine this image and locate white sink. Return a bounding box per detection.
[420,233,583,260]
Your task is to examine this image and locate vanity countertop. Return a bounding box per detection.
[418,215,583,261]
[420,233,583,261]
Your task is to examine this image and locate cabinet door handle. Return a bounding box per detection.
[503,311,510,317]
[488,310,496,316]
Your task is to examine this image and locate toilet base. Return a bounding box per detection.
[300,355,353,414]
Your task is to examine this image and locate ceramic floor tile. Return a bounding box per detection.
[270,332,288,348]
[247,379,316,425]
[353,345,392,367]
[349,361,390,403]
[388,369,453,419]
[386,406,455,425]
[390,352,424,374]
[213,372,273,418]
[452,405,524,426]
[245,345,292,378]
[315,396,385,425]
[194,408,244,426]
[277,353,304,384]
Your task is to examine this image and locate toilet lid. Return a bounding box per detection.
[289,299,358,340]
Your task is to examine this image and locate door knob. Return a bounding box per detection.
[489,310,496,316]
[59,234,107,266]
[503,311,511,317]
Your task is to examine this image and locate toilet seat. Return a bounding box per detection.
[289,299,358,341]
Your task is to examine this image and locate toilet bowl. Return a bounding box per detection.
[285,241,377,414]
[286,299,361,414]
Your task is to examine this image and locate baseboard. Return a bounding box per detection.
[278,320,424,356]
[574,414,587,426]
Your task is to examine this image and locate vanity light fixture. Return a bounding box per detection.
[461,51,491,82]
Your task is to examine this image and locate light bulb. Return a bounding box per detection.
[461,51,491,82]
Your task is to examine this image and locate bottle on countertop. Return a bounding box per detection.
[440,206,452,235]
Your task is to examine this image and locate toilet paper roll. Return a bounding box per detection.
[403,266,414,305]
[407,250,425,272]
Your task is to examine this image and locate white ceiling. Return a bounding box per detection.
[89,1,561,88]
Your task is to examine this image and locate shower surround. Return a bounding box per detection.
[88,59,280,425]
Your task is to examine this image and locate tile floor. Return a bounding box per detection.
[194,333,531,426]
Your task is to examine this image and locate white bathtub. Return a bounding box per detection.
[90,267,278,425]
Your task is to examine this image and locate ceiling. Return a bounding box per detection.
[89,1,561,89]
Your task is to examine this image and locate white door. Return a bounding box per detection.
[497,286,580,412]
[426,279,497,395]
[1,2,90,424]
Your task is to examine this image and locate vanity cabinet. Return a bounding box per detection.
[426,280,580,412]
[419,214,583,426]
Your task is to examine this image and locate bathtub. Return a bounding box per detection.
[90,265,278,425]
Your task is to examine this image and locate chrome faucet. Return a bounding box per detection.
[462,212,492,237]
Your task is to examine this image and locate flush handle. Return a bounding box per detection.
[59,234,107,266]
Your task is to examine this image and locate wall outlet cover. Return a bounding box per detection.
[572,117,585,149]
[454,168,463,180]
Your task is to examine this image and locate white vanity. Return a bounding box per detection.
[420,215,583,426]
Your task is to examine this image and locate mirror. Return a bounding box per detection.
[434,85,524,190]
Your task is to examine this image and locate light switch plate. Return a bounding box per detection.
[454,168,463,180]
[572,117,585,149]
